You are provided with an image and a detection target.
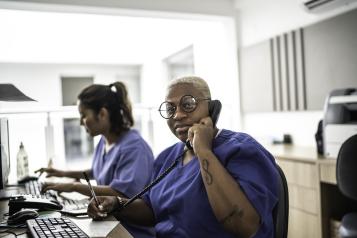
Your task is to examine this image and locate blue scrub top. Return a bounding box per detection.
[92,129,155,238]
[143,129,278,238]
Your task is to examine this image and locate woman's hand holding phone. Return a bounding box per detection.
[187,117,215,157]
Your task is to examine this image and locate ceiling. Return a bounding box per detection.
[2,0,357,60]
[0,8,223,64]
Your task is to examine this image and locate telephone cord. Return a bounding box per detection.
[117,148,189,212]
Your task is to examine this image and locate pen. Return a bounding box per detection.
[83,172,100,207]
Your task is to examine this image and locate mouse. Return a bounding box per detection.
[7,209,39,225]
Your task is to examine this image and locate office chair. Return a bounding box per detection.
[336,134,357,238]
[272,163,289,238]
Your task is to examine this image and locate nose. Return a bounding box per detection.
[80,118,84,126]
[172,106,187,120]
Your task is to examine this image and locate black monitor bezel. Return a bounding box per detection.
[0,118,10,190]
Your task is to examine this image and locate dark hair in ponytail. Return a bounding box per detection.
[77,81,134,134]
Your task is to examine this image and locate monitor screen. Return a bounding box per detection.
[0,118,10,190]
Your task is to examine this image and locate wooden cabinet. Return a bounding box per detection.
[288,209,319,238]
[276,159,320,238]
[319,162,336,184]
[304,9,357,110]
[267,145,357,238]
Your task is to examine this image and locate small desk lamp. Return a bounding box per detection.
[0,84,35,102]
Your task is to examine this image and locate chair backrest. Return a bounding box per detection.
[336,134,357,200]
[272,163,289,238]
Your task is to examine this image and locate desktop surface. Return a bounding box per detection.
[0,185,25,200]
[0,180,89,216]
[0,199,132,238]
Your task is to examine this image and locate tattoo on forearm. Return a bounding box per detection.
[219,205,244,224]
[202,159,213,185]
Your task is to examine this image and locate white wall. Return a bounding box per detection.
[235,0,357,47]
[0,63,144,183]
[234,0,357,147]
[242,111,323,147]
[0,0,236,17]
[0,63,142,109]
[0,10,240,180]
[2,0,347,151]
[9,0,357,48]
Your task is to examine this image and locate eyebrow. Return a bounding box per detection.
[164,98,180,103]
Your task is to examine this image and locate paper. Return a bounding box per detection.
[58,191,89,201]
[107,223,133,238]
[71,218,120,238]
[0,83,36,101]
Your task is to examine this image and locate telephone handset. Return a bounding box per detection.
[208,100,222,127]
[185,99,222,150]
[114,100,222,215]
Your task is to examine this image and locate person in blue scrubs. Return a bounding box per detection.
[37,82,155,238]
[87,76,279,238]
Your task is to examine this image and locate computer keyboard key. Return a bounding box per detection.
[27,217,89,238]
[21,180,90,216]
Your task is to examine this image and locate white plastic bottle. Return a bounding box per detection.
[16,142,29,180]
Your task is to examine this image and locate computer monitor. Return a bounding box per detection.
[0,118,10,190]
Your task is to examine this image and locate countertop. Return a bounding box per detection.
[263,144,336,163]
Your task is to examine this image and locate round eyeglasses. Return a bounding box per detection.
[158,95,210,119]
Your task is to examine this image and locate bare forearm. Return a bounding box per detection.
[197,150,260,238]
[113,199,155,226]
[72,184,123,197]
[93,185,124,196]
[63,169,92,179]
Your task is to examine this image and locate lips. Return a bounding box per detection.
[175,125,190,133]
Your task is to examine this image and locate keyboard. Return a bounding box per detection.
[25,180,56,200]
[27,217,89,238]
[24,180,89,216]
[25,180,43,196]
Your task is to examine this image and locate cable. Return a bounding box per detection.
[0,229,27,238]
[118,148,189,212]
[14,231,27,237]
[0,229,17,237]
[0,223,26,229]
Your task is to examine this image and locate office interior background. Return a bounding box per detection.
[1,3,357,235]
[0,0,356,181]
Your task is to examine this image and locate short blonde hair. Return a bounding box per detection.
[168,76,211,98]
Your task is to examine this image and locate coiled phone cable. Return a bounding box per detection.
[117,147,190,212]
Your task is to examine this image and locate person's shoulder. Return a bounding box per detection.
[121,129,148,144]
[216,129,272,157]
[214,130,276,170]
[216,129,255,144]
[117,129,153,153]
[124,128,142,139]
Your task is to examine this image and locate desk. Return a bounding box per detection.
[0,199,132,238]
[319,159,357,238]
[267,145,357,238]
